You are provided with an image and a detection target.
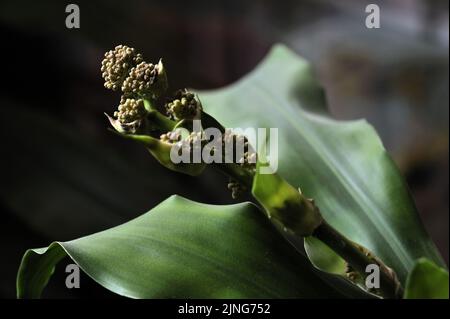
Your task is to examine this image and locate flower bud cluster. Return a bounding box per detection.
[122,62,158,97]
[166,89,202,121]
[114,97,147,124]
[101,45,167,99]
[101,45,143,91]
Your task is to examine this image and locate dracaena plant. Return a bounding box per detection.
[16,45,448,299]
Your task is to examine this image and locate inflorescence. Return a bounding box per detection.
[101,45,255,198]
[166,89,202,121]
[101,45,143,91]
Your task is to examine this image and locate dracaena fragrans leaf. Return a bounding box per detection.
[198,44,445,284]
[17,196,368,298]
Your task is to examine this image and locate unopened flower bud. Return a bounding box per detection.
[166,89,202,121]
[160,129,182,144]
[106,97,148,134]
[101,45,143,91]
[122,59,168,99]
[114,97,147,124]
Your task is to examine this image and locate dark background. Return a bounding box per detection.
[0,0,448,298]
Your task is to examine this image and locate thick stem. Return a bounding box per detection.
[147,110,177,132]
[313,221,403,298]
[213,163,403,299]
[143,99,177,132]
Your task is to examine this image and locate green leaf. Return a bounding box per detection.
[304,237,346,276]
[198,44,445,284]
[17,196,362,298]
[404,258,449,299]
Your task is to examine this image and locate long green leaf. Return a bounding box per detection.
[199,44,445,283]
[18,196,366,298]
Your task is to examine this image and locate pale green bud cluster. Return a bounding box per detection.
[179,131,204,149]
[101,45,143,91]
[114,97,147,124]
[166,89,202,121]
[122,62,158,97]
[101,45,167,99]
[222,129,256,171]
[160,130,182,144]
[169,131,205,157]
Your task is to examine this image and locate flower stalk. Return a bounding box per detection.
[313,221,403,298]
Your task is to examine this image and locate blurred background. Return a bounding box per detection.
[0,0,448,298]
